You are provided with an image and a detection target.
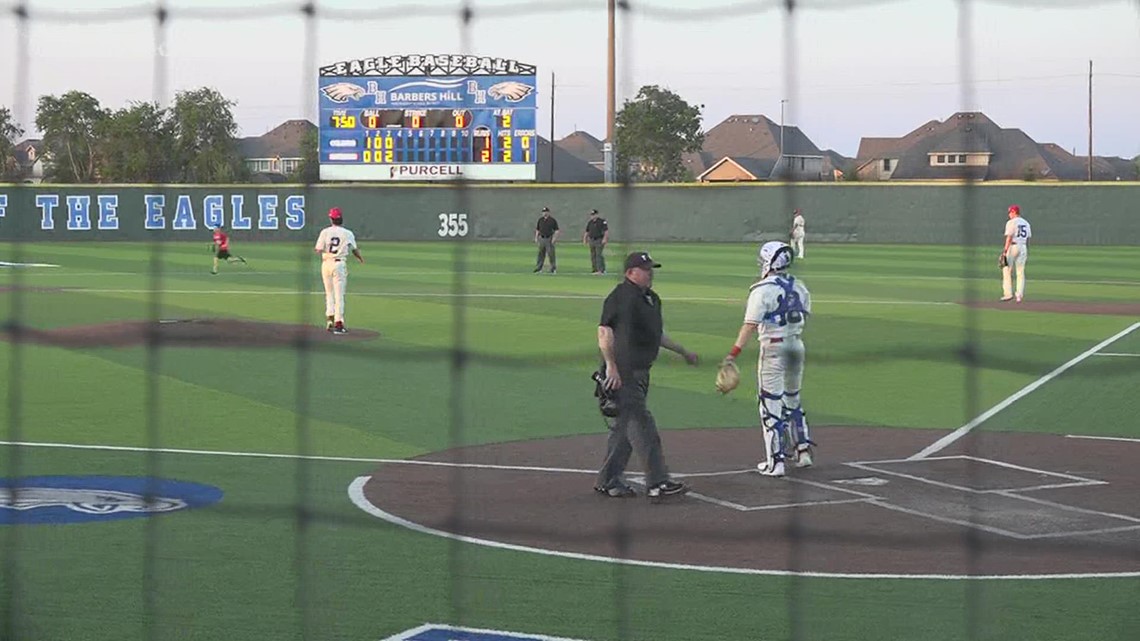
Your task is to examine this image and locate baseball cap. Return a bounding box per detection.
[329,207,342,220]
[624,251,661,270]
[541,206,550,212]
[1008,204,1020,215]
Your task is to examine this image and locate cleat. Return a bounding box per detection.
[758,461,786,477]
[795,446,813,469]
[594,483,637,498]
[646,480,689,502]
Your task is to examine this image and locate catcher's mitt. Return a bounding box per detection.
[998,253,1009,268]
[715,357,741,395]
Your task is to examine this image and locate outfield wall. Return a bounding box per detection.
[0,183,1136,244]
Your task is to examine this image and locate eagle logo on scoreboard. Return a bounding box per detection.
[321,82,367,104]
[487,81,534,103]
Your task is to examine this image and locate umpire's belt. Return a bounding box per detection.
[539,235,552,239]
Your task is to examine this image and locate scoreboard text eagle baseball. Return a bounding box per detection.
[318,54,538,182]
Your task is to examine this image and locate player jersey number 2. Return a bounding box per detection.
[326,237,341,253]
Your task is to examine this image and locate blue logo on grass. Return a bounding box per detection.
[0,476,223,525]
[382,624,590,641]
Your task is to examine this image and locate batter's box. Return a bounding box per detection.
[630,471,879,512]
[845,455,1107,493]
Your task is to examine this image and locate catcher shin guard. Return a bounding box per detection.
[784,391,815,468]
[759,390,788,468]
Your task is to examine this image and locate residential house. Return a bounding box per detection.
[686,114,847,182]
[7,138,46,183]
[555,131,605,173]
[854,112,1139,181]
[536,136,603,183]
[238,119,315,182]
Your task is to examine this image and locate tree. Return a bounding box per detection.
[96,101,176,183]
[0,106,24,181]
[289,126,320,183]
[614,85,704,183]
[169,87,246,183]
[35,91,108,183]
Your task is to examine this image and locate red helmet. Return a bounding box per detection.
[1008,205,1020,216]
[329,207,343,220]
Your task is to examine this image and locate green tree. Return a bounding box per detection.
[0,106,24,181]
[169,87,246,183]
[614,85,704,183]
[35,91,108,183]
[96,101,176,183]
[289,126,320,183]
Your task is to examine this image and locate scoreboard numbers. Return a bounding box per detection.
[318,54,537,181]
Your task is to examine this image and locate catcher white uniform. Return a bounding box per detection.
[314,207,362,334]
[739,241,814,477]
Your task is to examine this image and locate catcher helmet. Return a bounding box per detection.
[758,241,794,278]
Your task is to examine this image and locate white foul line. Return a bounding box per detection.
[909,321,1140,460]
[1092,352,1140,358]
[1065,435,1140,444]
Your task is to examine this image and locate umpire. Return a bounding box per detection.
[533,206,560,273]
[594,251,698,500]
[582,209,609,274]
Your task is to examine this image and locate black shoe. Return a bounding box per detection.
[646,480,689,500]
[594,483,637,498]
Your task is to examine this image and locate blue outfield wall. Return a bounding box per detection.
[0,183,1136,245]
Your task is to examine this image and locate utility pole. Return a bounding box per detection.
[603,0,616,183]
[550,71,556,183]
[1087,59,1093,181]
[779,99,788,179]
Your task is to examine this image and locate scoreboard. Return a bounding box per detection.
[318,54,538,182]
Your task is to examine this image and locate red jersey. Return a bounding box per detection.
[212,230,229,250]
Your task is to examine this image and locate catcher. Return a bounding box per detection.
[716,240,814,478]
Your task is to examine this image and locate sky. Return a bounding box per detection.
[1,0,1138,158]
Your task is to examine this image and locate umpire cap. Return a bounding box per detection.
[624,251,661,270]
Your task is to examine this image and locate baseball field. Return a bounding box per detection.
[1,239,1139,641]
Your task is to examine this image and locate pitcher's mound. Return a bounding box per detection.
[0,318,379,348]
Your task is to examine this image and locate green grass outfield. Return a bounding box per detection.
[1,240,1139,641]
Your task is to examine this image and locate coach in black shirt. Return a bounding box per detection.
[533,207,560,273]
[594,251,698,500]
[582,209,609,274]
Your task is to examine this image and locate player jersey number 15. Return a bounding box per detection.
[1016,224,1028,238]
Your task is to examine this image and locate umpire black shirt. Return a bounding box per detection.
[600,278,663,372]
[585,216,608,240]
[536,215,559,238]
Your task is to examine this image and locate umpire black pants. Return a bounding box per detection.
[596,368,670,489]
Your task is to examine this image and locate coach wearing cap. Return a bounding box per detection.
[594,251,698,500]
[533,206,560,273]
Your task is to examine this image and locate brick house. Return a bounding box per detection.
[854,112,1139,181]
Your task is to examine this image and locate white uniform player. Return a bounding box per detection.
[313,207,364,334]
[724,241,814,478]
[1001,205,1031,303]
[790,209,806,259]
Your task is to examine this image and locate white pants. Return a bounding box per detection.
[321,259,348,323]
[1002,245,1028,299]
[791,233,804,258]
[757,335,809,463]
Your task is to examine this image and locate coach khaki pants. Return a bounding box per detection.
[322,259,348,324]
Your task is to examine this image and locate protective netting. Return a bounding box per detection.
[2,1,1139,640]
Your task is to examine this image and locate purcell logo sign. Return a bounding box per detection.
[388,165,464,180]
